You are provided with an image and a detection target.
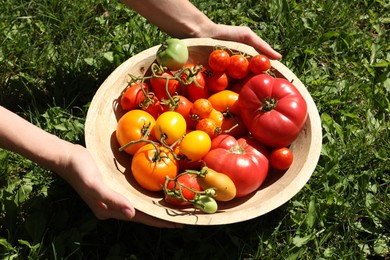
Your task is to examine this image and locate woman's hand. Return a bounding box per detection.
[122,0,282,60]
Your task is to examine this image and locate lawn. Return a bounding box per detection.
[1,0,389,259]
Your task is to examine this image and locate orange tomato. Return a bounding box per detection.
[208,109,224,127]
[208,90,240,115]
[131,143,178,191]
[197,168,236,201]
[116,110,156,155]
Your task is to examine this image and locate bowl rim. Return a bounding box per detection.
[85,38,322,225]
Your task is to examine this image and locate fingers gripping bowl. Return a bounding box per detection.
[85,38,322,225]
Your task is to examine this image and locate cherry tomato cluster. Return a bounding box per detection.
[116,39,305,213]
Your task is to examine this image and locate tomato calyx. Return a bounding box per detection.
[259,97,278,112]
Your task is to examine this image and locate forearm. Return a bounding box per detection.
[121,0,215,38]
[0,106,71,173]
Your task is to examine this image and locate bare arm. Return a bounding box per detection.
[0,106,180,227]
[121,0,282,59]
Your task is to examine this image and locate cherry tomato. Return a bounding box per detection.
[205,70,229,92]
[164,173,202,206]
[226,54,250,79]
[120,82,150,111]
[197,168,236,201]
[196,118,220,139]
[150,70,180,101]
[131,143,178,191]
[116,110,156,155]
[270,147,294,170]
[208,90,240,115]
[191,98,213,119]
[141,96,164,119]
[249,54,271,74]
[154,111,186,145]
[182,64,210,102]
[208,109,224,127]
[208,49,230,72]
[179,130,211,161]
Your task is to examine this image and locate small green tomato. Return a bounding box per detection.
[156,38,189,71]
[193,195,218,214]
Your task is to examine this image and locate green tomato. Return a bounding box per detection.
[156,38,189,71]
[193,195,218,214]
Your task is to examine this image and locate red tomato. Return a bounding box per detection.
[270,147,294,170]
[226,54,250,79]
[205,70,229,92]
[120,82,150,111]
[208,49,230,72]
[182,64,210,102]
[150,70,180,101]
[249,54,271,74]
[141,96,164,119]
[203,134,269,197]
[219,115,249,139]
[238,74,308,148]
[164,173,202,206]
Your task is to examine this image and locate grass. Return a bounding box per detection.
[1,0,389,259]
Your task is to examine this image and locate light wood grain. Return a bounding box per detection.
[85,38,322,225]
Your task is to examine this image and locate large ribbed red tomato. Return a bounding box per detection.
[238,74,307,148]
[203,134,269,197]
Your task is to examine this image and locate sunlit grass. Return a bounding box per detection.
[1,0,389,259]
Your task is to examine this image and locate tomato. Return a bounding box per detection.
[179,130,211,161]
[116,110,156,155]
[120,82,149,111]
[270,147,294,170]
[226,54,249,79]
[208,90,240,115]
[150,70,180,101]
[219,115,249,139]
[131,143,178,191]
[156,38,189,71]
[164,173,202,206]
[154,111,186,145]
[196,118,220,139]
[208,49,230,72]
[191,98,213,119]
[193,195,218,214]
[141,96,164,119]
[205,70,229,92]
[238,74,308,147]
[182,64,210,102]
[163,95,195,129]
[208,109,224,127]
[203,134,269,197]
[197,167,236,201]
[228,75,253,94]
[249,54,271,74]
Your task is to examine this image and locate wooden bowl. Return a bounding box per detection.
[85,38,322,225]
